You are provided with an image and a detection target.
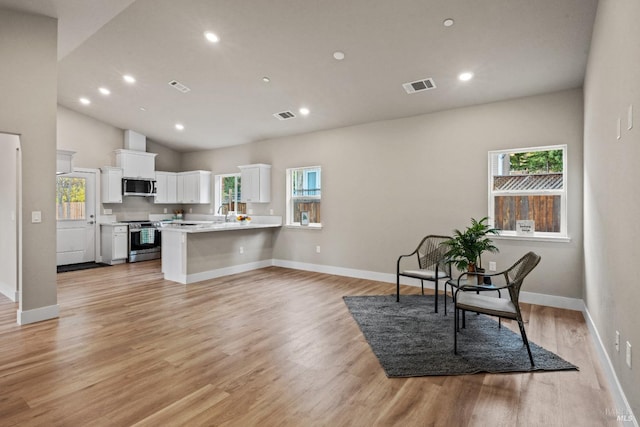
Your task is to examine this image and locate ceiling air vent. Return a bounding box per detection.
[168,80,191,93]
[402,78,436,94]
[273,111,296,120]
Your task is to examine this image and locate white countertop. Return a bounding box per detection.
[159,221,281,233]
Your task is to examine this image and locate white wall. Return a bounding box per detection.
[182,89,584,299]
[584,0,640,417]
[0,9,58,321]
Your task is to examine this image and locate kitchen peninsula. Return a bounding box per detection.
[160,217,282,284]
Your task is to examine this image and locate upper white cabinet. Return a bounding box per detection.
[177,171,211,204]
[239,164,271,203]
[155,171,178,204]
[115,149,157,179]
[101,167,123,204]
[56,149,75,174]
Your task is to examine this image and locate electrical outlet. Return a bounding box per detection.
[248,209,254,214]
[209,208,213,214]
[616,331,620,352]
[163,208,167,214]
[626,342,632,368]
[269,209,274,215]
[316,245,321,253]
[189,208,193,213]
[489,261,497,271]
[239,246,244,254]
[104,208,113,215]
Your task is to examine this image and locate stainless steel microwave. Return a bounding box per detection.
[122,178,156,196]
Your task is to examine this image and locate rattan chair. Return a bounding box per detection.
[396,235,451,313]
[453,251,541,365]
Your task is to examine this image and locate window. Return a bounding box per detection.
[56,176,86,220]
[286,166,322,226]
[488,145,567,239]
[214,174,246,214]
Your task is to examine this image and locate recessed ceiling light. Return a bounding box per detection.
[98,87,110,95]
[299,107,310,116]
[204,31,219,43]
[458,72,474,81]
[175,123,185,131]
[139,107,146,111]
[333,51,345,61]
[262,76,271,83]
[123,74,136,84]
[443,18,454,27]
[79,97,90,105]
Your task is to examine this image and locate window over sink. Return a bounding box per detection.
[214,173,246,215]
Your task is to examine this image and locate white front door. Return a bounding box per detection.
[56,171,96,266]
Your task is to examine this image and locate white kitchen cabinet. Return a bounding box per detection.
[56,149,75,174]
[101,224,128,264]
[115,149,157,179]
[177,170,211,204]
[239,164,271,203]
[100,167,123,203]
[155,171,178,204]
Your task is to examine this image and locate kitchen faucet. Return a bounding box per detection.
[217,205,230,222]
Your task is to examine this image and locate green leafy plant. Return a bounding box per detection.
[443,217,500,271]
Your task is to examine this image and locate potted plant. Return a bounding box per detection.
[443,217,500,282]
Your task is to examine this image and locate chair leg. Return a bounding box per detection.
[444,283,448,316]
[434,279,438,313]
[421,280,424,295]
[454,307,458,354]
[517,319,535,366]
[396,274,400,302]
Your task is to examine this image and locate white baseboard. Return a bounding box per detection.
[0,286,19,302]
[17,304,59,325]
[583,306,638,426]
[272,259,583,310]
[272,259,393,283]
[185,260,273,284]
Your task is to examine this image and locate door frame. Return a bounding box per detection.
[69,167,101,264]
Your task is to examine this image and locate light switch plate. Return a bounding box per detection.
[626,342,632,368]
[628,104,633,130]
[31,211,42,223]
[617,118,622,140]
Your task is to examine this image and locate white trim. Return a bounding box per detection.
[73,167,101,263]
[17,304,59,325]
[273,259,392,283]
[583,306,638,426]
[0,289,19,302]
[181,260,273,284]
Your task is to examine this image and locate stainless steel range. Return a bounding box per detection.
[124,220,162,262]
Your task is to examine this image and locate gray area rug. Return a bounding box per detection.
[343,294,578,377]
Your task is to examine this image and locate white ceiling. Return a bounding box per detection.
[0,0,598,152]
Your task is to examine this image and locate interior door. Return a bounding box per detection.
[56,171,96,266]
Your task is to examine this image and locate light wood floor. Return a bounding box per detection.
[0,261,620,426]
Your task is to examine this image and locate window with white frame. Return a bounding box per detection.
[488,145,567,239]
[286,166,322,226]
[214,173,246,215]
